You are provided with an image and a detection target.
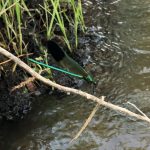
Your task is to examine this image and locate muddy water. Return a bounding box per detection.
[0,0,150,149]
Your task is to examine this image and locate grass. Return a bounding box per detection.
[0,0,18,16]
[0,0,28,54]
[15,0,22,54]
[70,0,85,47]
[0,0,85,53]
[39,0,85,51]
[0,0,85,77]
[50,0,71,50]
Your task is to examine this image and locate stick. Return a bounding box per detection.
[0,46,150,123]
[11,77,35,92]
[70,96,105,143]
[0,53,33,65]
[127,102,149,119]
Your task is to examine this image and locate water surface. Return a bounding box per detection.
[0,0,150,149]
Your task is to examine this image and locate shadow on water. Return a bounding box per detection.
[0,0,150,149]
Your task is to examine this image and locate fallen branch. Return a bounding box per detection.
[127,102,149,119]
[10,69,46,92]
[11,77,35,92]
[0,46,150,124]
[0,53,33,65]
[70,96,104,143]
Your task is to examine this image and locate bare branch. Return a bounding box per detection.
[0,46,150,124]
[127,102,149,119]
[0,53,33,65]
[11,77,35,92]
[70,96,105,143]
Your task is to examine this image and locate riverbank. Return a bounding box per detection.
[0,0,87,120]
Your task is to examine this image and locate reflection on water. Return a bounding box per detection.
[1,0,150,149]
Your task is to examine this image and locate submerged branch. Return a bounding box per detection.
[70,97,104,143]
[0,46,150,124]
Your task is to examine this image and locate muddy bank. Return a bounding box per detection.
[0,31,102,120]
[0,0,106,120]
[0,70,31,120]
[0,0,86,120]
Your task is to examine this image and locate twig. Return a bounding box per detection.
[10,69,47,92]
[0,46,150,124]
[11,77,35,92]
[127,102,149,119]
[0,53,33,65]
[70,96,105,143]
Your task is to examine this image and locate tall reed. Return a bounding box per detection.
[0,0,85,54]
[41,0,85,51]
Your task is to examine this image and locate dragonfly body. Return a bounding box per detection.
[47,40,95,83]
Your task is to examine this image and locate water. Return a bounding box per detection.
[1,0,150,149]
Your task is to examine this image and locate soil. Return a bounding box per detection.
[0,0,97,120]
[0,36,90,120]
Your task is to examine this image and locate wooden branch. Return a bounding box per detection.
[11,69,44,92]
[71,104,99,142]
[127,102,149,119]
[0,46,150,124]
[11,77,35,92]
[70,97,104,143]
[0,53,33,65]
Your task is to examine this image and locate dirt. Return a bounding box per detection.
[0,0,98,120]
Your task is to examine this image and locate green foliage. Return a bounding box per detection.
[41,0,85,51]
[0,0,85,53]
[0,0,85,77]
[70,0,85,47]
[15,0,22,54]
[0,0,31,54]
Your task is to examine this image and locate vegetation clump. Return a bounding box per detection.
[0,0,85,119]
